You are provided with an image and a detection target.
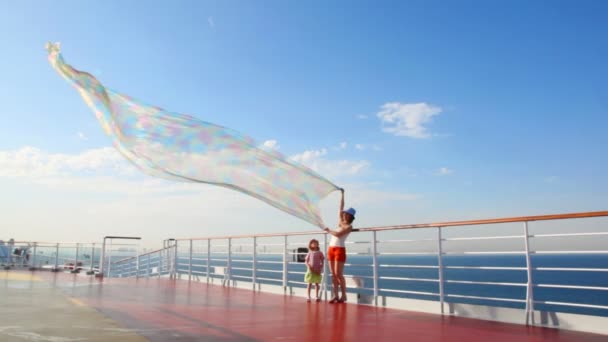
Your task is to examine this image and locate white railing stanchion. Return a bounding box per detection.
[107,241,113,277]
[158,247,163,278]
[54,243,60,271]
[173,240,179,279]
[282,235,288,292]
[437,227,445,314]
[252,237,257,290]
[136,255,140,278]
[227,238,232,286]
[524,221,535,325]
[31,243,37,270]
[99,243,106,275]
[323,233,329,300]
[206,239,211,283]
[372,231,379,306]
[74,243,79,273]
[90,244,95,274]
[189,239,193,281]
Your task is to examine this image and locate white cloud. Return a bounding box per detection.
[290,148,328,163]
[0,145,370,191]
[261,139,280,150]
[377,102,442,138]
[372,145,383,151]
[208,16,215,29]
[355,144,365,151]
[436,167,453,176]
[0,146,131,178]
[77,132,88,140]
[357,114,368,120]
[290,148,369,178]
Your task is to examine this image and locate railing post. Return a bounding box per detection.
[136,255,140,278]
[323,233,329,300]
[74,243,79,273]
[189,239,193,281]
[252,237,257,291]
[107,242,112,277]
[167,244,172,278]
[6,239,14,265]
[437,227,445,315]
[99,239,106,277]
[147,254,151,278]
[227,238,232,286]
[372,231,379,306]
[282,235,288,292]
[206,239,211,283]
[524,221,535,325]
[54,243,60,271]
[158,248,163,278]
[173,240,179,279]
[31,243,38,270]
[90,244,95,274]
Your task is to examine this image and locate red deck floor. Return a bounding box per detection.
[24,272,608,341]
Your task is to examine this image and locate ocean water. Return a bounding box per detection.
[177,254,608,318]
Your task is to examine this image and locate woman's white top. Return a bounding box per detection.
[329,224,351,247]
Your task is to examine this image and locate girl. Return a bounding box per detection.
[324,189,355,303]
[304,239,324,302]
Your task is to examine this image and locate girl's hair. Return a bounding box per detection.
[308,239,320,251]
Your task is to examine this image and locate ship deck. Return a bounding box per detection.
[1,270,606,341]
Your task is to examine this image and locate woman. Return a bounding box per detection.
[324,189,355,303]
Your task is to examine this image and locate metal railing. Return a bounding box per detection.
[98,236,141,277]
[1,238,142,276]
[1,241,101,273]
[108,210,608,322]
[110,244,178,278]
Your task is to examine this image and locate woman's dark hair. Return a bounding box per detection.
[308,239,320,251]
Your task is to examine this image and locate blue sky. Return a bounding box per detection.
[0,1,607,244]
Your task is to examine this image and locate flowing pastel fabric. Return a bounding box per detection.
[46,42,339,228]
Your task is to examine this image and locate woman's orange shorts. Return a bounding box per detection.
[327,246,347,262]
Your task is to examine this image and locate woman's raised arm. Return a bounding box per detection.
[338,188,345,219]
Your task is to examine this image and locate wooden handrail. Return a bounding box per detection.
[357,210,608,232]
[176,210,608,241]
